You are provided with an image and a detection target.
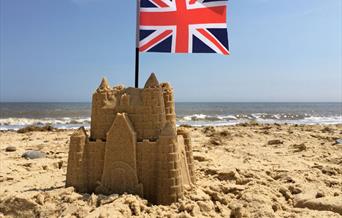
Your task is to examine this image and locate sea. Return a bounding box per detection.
[0,102,341,130]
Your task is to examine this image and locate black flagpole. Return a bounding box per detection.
[135,0,140,88]
[135,49,139,88]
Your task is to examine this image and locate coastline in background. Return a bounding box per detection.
[0,102,341,130]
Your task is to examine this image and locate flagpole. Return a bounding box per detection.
[135,0,140,88]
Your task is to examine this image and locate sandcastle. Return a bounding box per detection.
[66,73,195,205]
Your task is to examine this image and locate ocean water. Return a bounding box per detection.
[0,102,341,130]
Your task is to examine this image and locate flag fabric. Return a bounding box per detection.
[139,0,229,55]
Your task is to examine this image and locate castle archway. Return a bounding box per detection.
[108,161,141,194]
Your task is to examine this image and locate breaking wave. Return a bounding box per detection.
[1,114,341,130]
[177,113,342,127]
[0,117,91,130]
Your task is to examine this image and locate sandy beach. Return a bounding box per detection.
[0,123,341,217]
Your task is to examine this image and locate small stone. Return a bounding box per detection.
[210,138,222,146]
[288,185,302,194]
[316,191,325,198]
[58,161,63,169]
[22,163,33,168]
[321,166,337,176]
[5,146,16,152]
[204,168,218,176]
[272,204,281,212]
[193,154,209,162]
[293,143,307,152]
[268,139,283,145]
[334,139,342,145]
[217,169,239,181]
[279,187,292,200]
[53,161,64,169]
[22,150,46,159]
[203,126,215,136]
[321,127,334,133]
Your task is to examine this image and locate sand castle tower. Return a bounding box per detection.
[66,73,195,205]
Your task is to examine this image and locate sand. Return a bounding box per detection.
[0,123,342,218]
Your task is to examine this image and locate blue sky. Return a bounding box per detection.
[0,0,341,102]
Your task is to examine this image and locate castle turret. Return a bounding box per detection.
[97,77,111,92]
[66,127,88,192]
[140,73,166,140]
[157,122,183,205]
[161,83,176,126]
[90,78,116,140]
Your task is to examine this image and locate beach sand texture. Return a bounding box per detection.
[0,124,342,217]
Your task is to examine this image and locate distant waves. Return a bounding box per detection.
[0,117,91,130]
[1,114,341,130]
[177,113,342,127]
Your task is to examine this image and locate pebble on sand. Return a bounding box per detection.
[268,139,283,145]
[5,146,16,152]
[22,150,46,159]
[334,139,342,145]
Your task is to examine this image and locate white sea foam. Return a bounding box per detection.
[178,114,342,126]
[0,114,341,130]
[0,117,90,126]
[0,117,91,130]
[183,114,208,121]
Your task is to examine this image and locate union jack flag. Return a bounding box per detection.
[139,0,229,55]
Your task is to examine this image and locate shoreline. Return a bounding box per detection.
[1,121,342,132]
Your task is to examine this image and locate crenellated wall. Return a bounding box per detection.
[161,83,177,126]
[91,83,168,142]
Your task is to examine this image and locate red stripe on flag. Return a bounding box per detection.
[197,28,229,55]
[139,30,173,52]
[175,0,188,53]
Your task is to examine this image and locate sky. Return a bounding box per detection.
[0,0,341,102]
